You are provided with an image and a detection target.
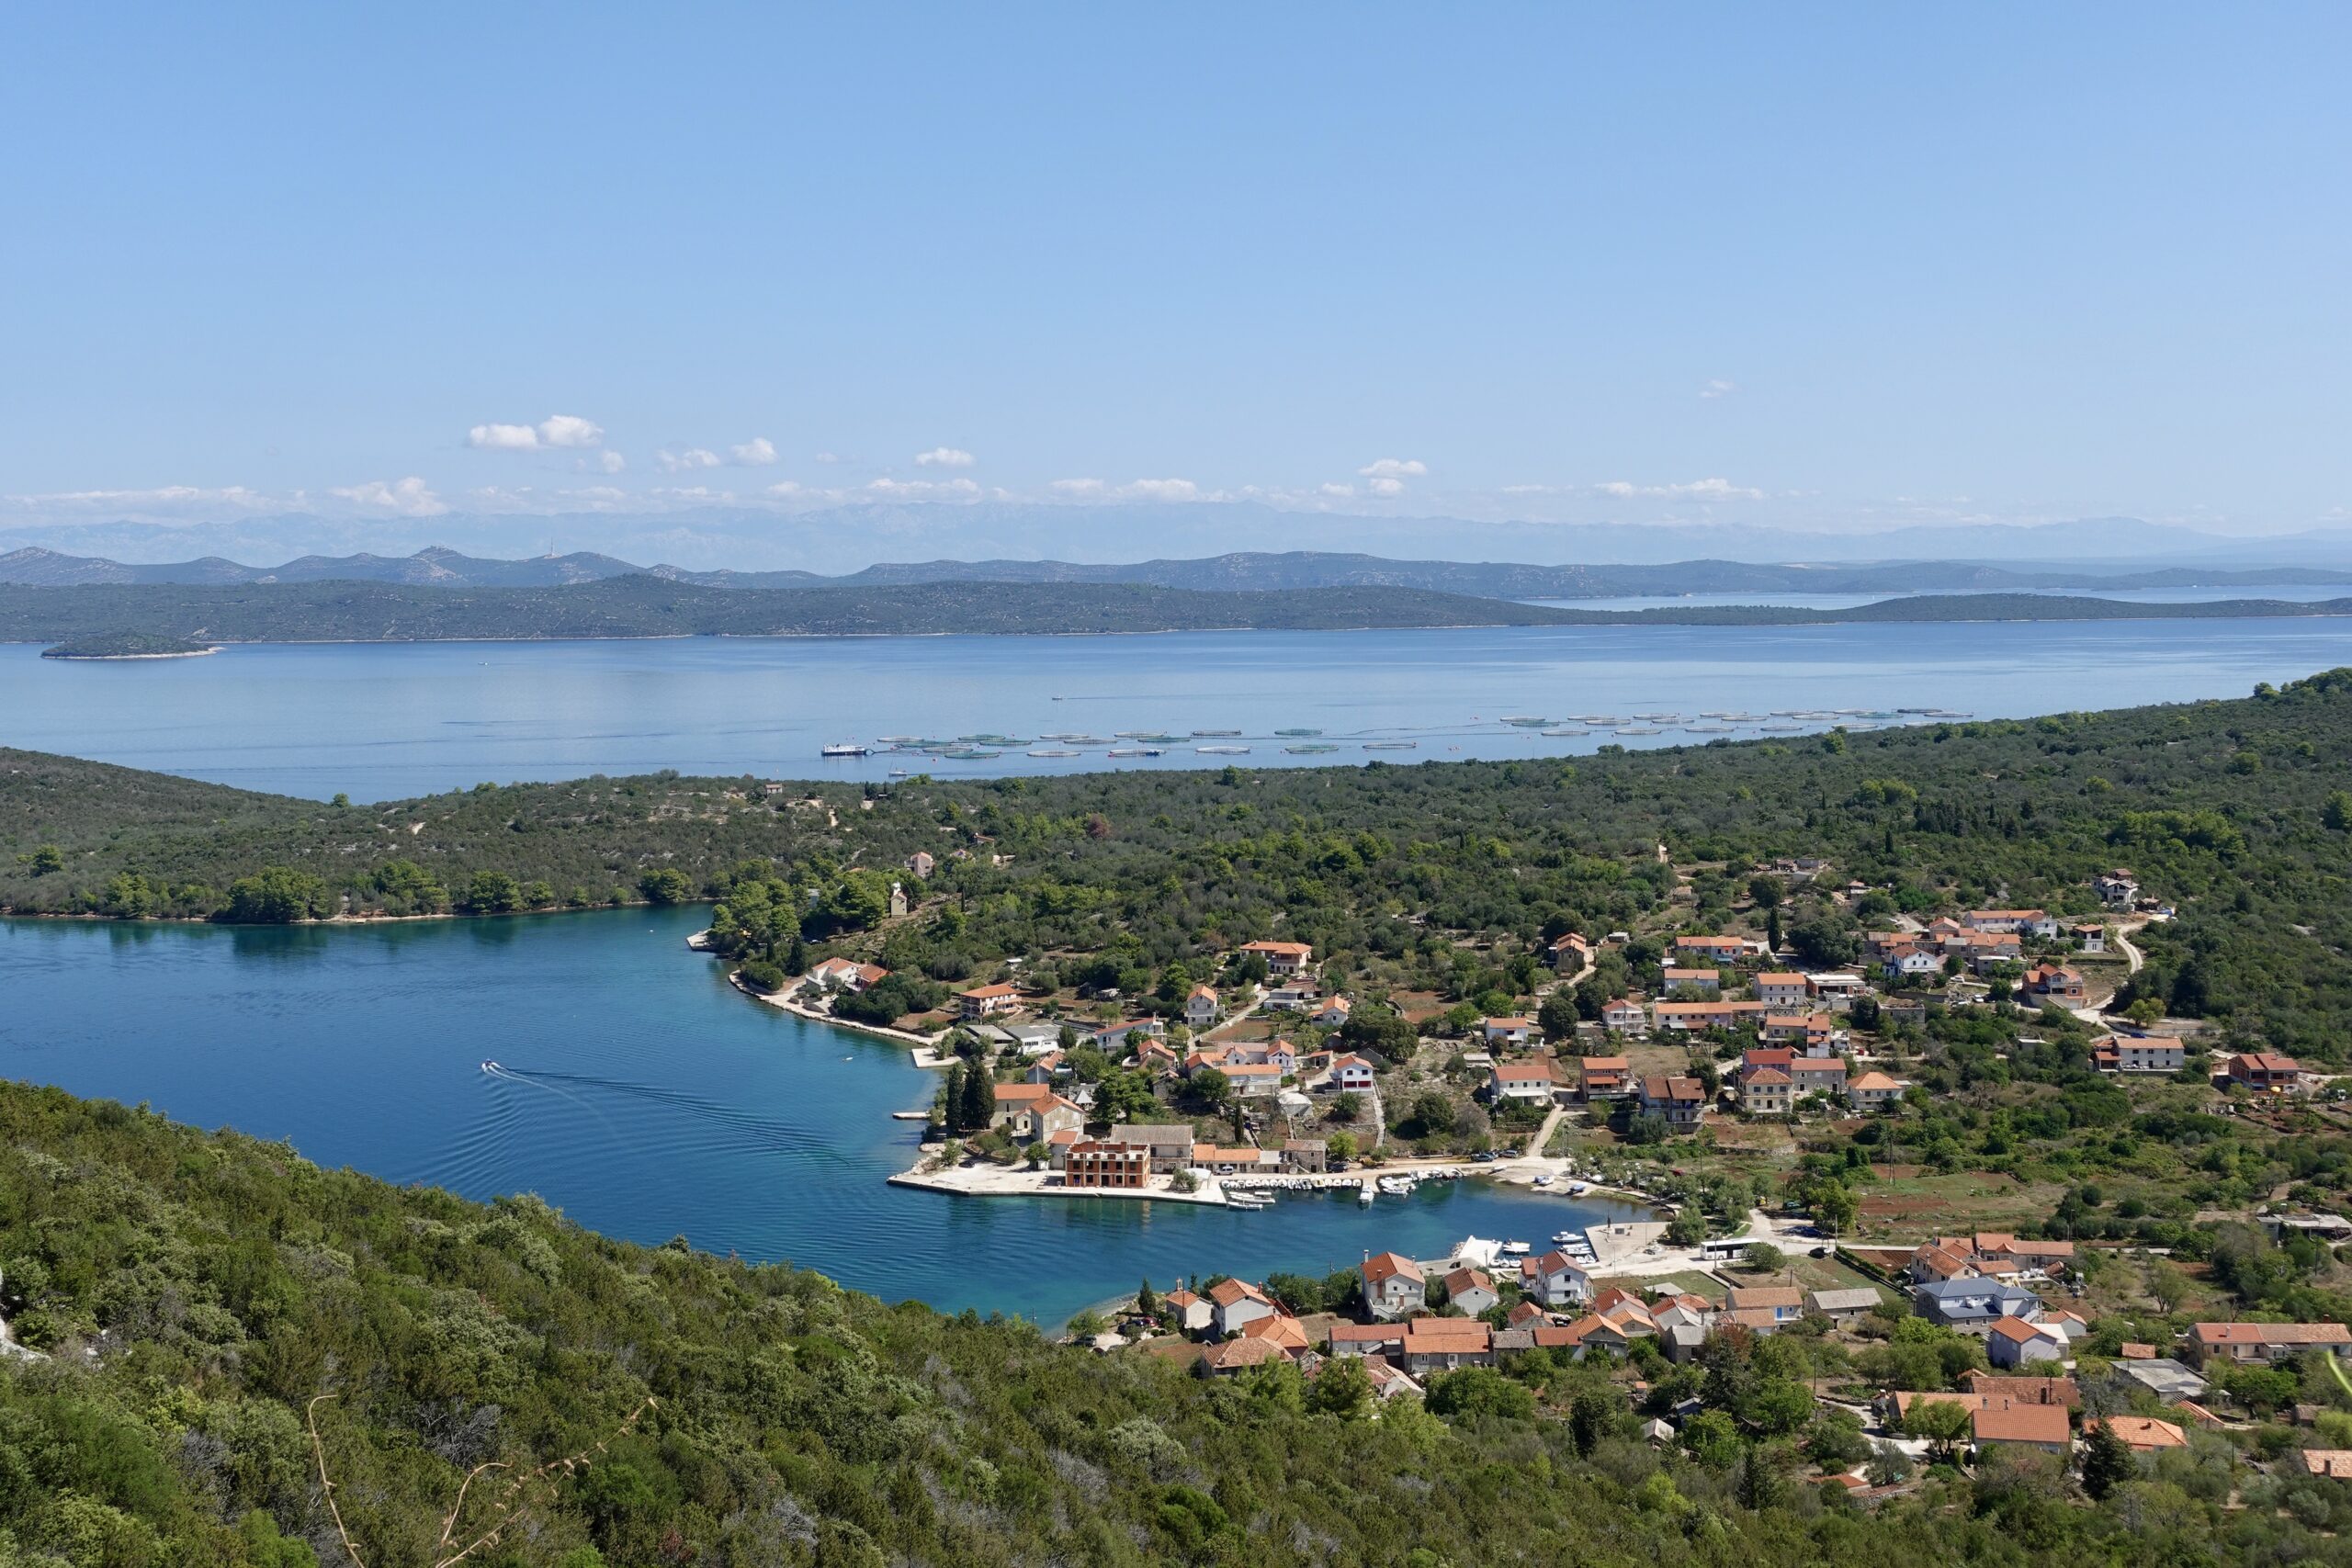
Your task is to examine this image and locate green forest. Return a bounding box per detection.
[6,1077,2352,1567]
[2,575,2349,646]
[7,669,2352,1059]
[0,578,1589,643]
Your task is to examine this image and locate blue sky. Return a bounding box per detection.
[3,4,2347,546]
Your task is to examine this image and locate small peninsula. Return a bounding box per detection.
[38,631,219,660]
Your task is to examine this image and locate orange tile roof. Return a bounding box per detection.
[1971,1404,2072,1445]
[2086,1416,2185,1450]
[1203,1337,1288,1371]
[1987,1316,2061,1345]
[1207,1278,1271,1309]
[2189,1321,2351,1346]
[1362,1250,1424,1287]
[1726,1286,1802,1309]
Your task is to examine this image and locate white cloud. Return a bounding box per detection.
[537,414,604,448]
[467,414,606,451]
[595,450,627,474]
[659,447,721,473]
[764,480,806,497]
[1594,477,1765,501]
[1366,477,1406,498]
[1318,482,1355,498]
[1046,477,1203,502]
[914,446,976,468]
[868,476,980,497]
[1699,378,1737,400]
[813,451,842,464]
[0,484,273,513]
[729,437,778,466]
[1358,457,1428,479]
[332,476,447,516]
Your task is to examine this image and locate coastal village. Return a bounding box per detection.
[708,845,2352,1497]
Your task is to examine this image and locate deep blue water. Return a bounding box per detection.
[9,615,2352,800]
[0,907,1621,1323]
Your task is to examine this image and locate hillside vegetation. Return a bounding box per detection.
[5,1078,2352,1567]
[0,578,1585,643]
[4,576,2352,646]
[6,671,2352,1059]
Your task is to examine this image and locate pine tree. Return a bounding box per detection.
[1136,1277,1159,1316]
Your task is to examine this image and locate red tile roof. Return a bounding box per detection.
[1362,1250,1424,1287]
[1971,1404,2072,1445]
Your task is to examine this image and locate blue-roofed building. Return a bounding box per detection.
[1911,1278,2045,1334]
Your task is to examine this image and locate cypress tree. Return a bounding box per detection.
[962,1064,996,1132]
[941,1063,966,1132]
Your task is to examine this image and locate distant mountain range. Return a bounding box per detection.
[9,503,2352,574]
[6,543,2350,599]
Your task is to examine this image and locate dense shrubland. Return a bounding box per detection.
[9,1081,2352,1565]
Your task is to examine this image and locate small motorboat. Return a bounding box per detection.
[1552,1230,1576,1245]
[480,1060,499,1072]
[1501,1240,1532,1257]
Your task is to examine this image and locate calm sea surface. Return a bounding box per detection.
[0,907,1626,1323]
[8,615,2352,800]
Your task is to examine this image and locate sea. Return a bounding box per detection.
[8,609,2352,801]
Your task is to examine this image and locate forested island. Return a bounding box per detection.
[37,631,217,660]
[5,574,2352,645]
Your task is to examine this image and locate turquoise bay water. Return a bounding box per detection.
[0,907,1622,1322]
[9,615,2352,800]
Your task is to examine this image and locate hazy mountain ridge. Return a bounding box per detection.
[11,502,2352,574]
[8,544,2352,598]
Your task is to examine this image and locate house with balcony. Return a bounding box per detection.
[1362,1251,1428,1320]
[1578,1055,1632,1100]
[1238,939,1313,976]
[2224,1053,2307,1093]
[1635,1074,1707,1131]
[1489,1059,1558,1106]
[1662,967,1722,997]
[2095,1034,2186,1075]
